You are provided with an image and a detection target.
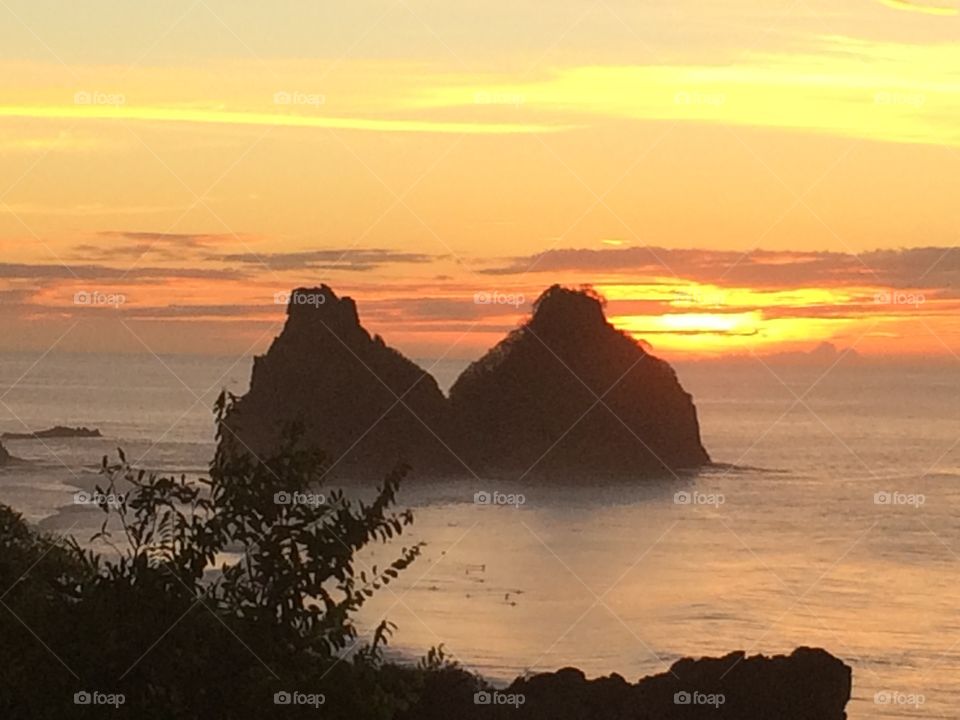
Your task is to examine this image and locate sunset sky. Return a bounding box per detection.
[0,0,958,360]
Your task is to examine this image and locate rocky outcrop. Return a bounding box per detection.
[223,285,709,478]
[448,286,709,476]
[401,647,851,720]
[0,442,11,466]
[1,426,102,440]
[222,286,456,475]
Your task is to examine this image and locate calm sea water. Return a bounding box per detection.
[1,351,959,719]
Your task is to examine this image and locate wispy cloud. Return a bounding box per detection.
[216,248,441,272]
[72,231,244,262]
[2,203,179,217]
[480,245,960,291]
[0,105,566,136]
[876,0,959,15]
[409,35,960,147]
[0,262,240,281]
[3,32,956,147]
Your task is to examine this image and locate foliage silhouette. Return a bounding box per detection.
[0,393,434,719]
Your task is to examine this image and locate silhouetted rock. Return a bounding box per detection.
[448,286,709,476]
[1,426,102,440]
[400,647,851,720]
[0,442,11,466]
[224,285,709,478]
[223,286,456,475]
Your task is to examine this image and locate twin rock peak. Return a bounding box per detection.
[222,285,709,479]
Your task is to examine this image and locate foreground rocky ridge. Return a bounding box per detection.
[224,285,709,477]
[404,647,851,720]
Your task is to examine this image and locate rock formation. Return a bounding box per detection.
[223,285,709,478]
[1,426,102,440]
[0,442,11,466]
[223,286,456,475]
[448,285,709,476]
[400,647,851,720]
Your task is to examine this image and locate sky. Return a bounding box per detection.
[0,0,958,361]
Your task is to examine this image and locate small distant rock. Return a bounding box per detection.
[1,426,103,440]
[761,341,863,366]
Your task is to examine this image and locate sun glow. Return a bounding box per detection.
[611,312,858,355]
[597,282,912,356]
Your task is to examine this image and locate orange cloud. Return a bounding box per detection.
[0,244,957,359]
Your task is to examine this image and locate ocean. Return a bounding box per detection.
[1,351,958,719]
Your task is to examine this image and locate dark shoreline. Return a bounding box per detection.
[399,647,851,719]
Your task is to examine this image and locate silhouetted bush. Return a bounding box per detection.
[0,393,446,719]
